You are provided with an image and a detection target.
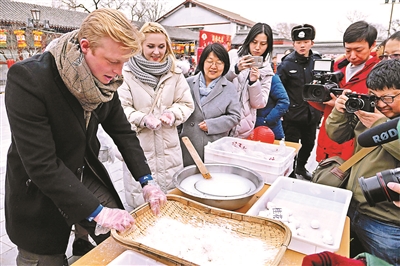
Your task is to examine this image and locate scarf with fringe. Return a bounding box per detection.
[48,30,123,128]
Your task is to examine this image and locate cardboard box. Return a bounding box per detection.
[246,176,352,255]
[204,137,296,184]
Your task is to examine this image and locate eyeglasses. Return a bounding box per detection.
[205,60,224,67]
[378,54,400,60]
[374,92,400,104]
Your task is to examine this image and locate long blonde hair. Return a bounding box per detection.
[139,22,176,71]
[78,8,144,58]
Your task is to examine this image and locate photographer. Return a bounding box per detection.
[309,21,380,163]
[325,59,400,265]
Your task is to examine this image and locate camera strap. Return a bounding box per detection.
[338,146,378,172]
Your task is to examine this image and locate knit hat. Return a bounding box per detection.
[291,24,316,41]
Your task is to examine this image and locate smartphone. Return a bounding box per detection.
[250,56,264,68]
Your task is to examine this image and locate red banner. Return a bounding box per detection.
[198,30,231,62]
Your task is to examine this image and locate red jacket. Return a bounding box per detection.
[309,54,380,162]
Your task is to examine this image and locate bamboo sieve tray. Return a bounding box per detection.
[111,195,291,266]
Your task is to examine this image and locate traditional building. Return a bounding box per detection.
[157,0,346,59]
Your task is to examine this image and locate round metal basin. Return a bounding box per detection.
[173,164,264,210]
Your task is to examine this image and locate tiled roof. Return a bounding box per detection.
[0,0,88,30]
[132,21,198,42]
[0,0,198,41]
[158,0,255,27]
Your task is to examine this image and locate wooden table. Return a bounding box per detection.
[73,184,349,265]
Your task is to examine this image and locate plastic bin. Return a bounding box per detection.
[247,176,352,255]
[204,137,296,184]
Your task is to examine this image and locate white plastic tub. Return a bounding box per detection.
[246,176,352,255]
[204,137,296,184]
[107,250,166,265]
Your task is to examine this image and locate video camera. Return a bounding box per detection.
[303,59,344,102]
[303,59,376,113]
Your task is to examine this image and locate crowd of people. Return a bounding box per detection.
[3,7,400,266]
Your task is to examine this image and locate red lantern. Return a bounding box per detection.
[247,126,275,144]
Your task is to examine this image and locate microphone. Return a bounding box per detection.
[358,117,399,147]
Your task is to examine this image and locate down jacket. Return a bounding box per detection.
[118,65,194,207]
[309,54,380,162]
[225,49,273,138]
[255,75,289,140]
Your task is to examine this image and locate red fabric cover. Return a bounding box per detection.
[302,251,366,266]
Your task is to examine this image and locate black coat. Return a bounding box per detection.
[277,50,322,124]
[4,52,151,254]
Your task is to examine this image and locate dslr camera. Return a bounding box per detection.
[303,59,344,102]
[344,93,376,113]
[358,167,400,207]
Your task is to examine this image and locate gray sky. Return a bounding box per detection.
[166,0,397,41]
[15,0,399,41]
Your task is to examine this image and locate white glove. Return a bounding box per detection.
[142,182,167,216]
[93,207,135,236]
[159,110,175,127]
[143,114,162,130]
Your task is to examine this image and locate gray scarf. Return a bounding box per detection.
[127,54,172,89]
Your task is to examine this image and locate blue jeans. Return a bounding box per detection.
[348,204,400,266]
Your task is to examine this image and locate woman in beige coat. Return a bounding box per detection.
[118,22,194,208]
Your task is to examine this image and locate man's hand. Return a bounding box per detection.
[355,108,385,129]
[334,89,352,113]
[388,182,400,208]
[142,182,167,216]
[93,207,135,235]
[323,92,339,107]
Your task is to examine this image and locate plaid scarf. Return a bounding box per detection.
[48,30,123,128]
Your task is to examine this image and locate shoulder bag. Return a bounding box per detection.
[311,146,377,188]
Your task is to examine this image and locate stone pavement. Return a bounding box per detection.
[0,84,317,265]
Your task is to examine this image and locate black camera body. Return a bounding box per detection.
[345,93,376,113]
[303,59,344,102]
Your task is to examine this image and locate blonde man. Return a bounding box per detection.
[5,9,166,265]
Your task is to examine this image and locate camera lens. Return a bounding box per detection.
[345,98,364,113]
[358,168,400,207]
[311,87,323,98]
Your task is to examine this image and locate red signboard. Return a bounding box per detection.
[198,30,231,63]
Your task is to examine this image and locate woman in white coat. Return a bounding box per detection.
[226,22,274,139]
[118,22,194,208]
